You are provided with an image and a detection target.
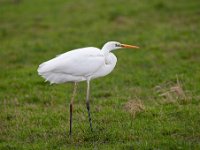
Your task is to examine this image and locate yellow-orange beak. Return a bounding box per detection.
[121,44,139,49]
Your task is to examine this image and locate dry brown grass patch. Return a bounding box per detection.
[124,99,145,117]
[154,75,191,104]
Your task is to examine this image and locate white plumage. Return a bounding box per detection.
[38,43,118,84]
[37,41,139,135]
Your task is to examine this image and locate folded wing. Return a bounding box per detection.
[37,47,105,83]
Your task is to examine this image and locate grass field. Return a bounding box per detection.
[1,0,200,149]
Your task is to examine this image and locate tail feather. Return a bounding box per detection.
[37,62,60,84]
[38,65,61,84]
[38,72,67,84]
[37,62,49,75]
[37,61,85,84]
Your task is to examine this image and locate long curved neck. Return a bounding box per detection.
[102,45,112,55]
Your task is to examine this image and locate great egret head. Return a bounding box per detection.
[102,41,139,52]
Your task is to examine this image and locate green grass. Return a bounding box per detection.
[1,0,200,149]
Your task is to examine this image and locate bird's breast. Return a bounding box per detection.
[105,53,117,64]
[91,53,117,79]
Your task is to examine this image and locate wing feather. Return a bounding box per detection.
[38,47,105,77]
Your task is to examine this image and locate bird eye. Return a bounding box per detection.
[115,44,120,47]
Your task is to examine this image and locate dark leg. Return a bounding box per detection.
[69,103,73,136]
[86,80,93,131]
[69,82,77,136]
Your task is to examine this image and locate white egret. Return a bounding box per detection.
[37,41,139,136]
